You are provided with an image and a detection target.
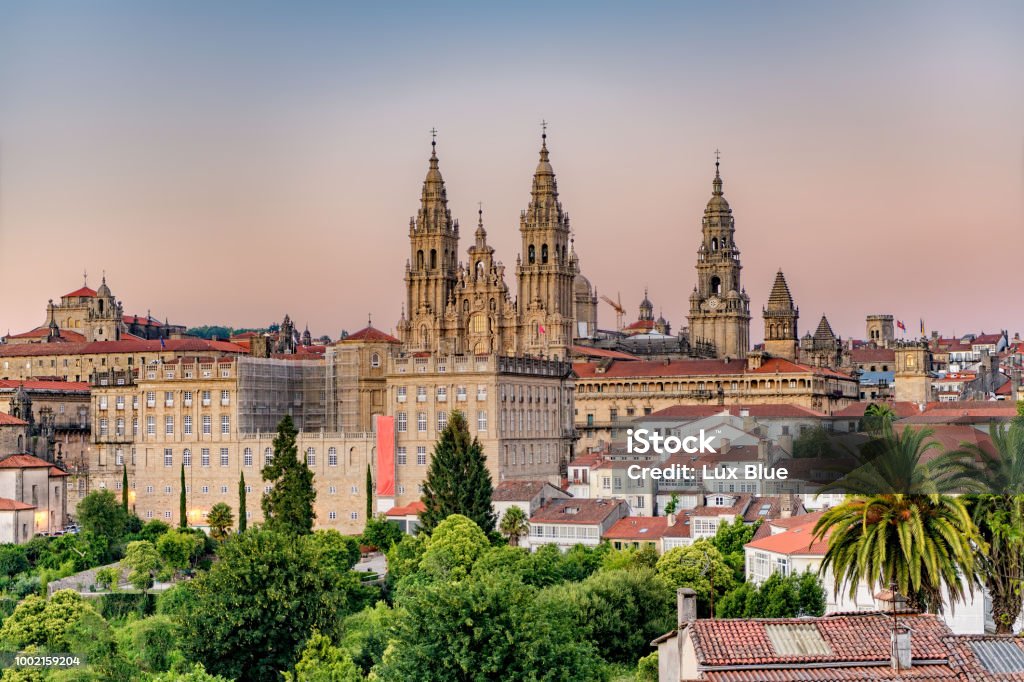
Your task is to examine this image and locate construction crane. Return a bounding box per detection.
[600,293,626,331]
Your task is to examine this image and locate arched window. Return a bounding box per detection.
[711,237,718,251]
[541,244,549,264]
[417,250,424,269]
[528,244,536,264]
[710,276,722,295]
[371,353,380,368]
[463,299,470,313]
[17,435,23,451]
[430,249,437,269]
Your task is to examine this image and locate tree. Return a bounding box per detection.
[282,630,361,682]
[157,529,204,578]
[303,529,361,577]
[419,410,496,534]
[376,572,604,681]
[664,493,680,515]
[365,463,373,521]
[123,614,180,673]
[122,465,129,512]
[123,540,160,591]
[76,490,130,560]
[262,415,316,536]
[0,545,29,577]
[0,590,101,650]
[361,514,403,551]
[180,530,360,682]
[861,402,897,434]
[179,463,187,529]
[238,471,247,533]
[95,566,120,591]
[149,663,232,682]
[498,506,530,547]
[793,424,834,458]
[419,514,491,579]
[339,601,403,676]
[709,516,759,582]
[206,503,234,541]
[717,571,827,619]
[952,420,1024,632]
[655,541,734,616]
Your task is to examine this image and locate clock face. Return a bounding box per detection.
[707,296,721,310]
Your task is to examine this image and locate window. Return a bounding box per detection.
[202,415,211,434]
[477,385,487,401]
[397,387,407,402]
[201,448,210,467]
[456,385,467,401]
[165,416,174,435]
[437,411,448,431]
[397,447,407,465]
[306,448,316,467]
[201,390,211,406]
[133,417,139,435]
[165,391,174,407]
[371,353,380,368]
[201,486,209,494]
[184,391,193,406]
[417,386,427,402]
[164,449,173,467]
[146,485,154,493]
[115,449,123,466]
[437,386,447,402]
[328,486,337,494]
[115,396,125,410]
[417,446,427,465]
[146,415,156,435]
[99,396,108,410]
[184,415,193,435]
[220,486,228,494]
[264,447,273,466]
[351,485,358,494]
[99,418,109,436]
[350,512,358,520]
[417,412,427,432]
[397,412,407,432]
[329,511,337,520]
[220,448,229,467]
[183,448,192,466]
[221,415,230,434]
[146,511,154,519]
[243,448,253,467]
[477,410,488,431]
[328,447,337,466]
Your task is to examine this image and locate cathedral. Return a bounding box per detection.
[396,132,584,362]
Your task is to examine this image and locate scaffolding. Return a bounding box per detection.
[324,345,360,433]
[236,357,327,434]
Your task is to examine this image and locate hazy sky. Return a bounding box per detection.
[1,2,1022,342]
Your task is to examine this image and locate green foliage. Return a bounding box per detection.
[708,517,759,582]
[793,424,833,458]
[123,540,160,591]
[0,545,29,577]
[121,466,129,512]
[205,503,234,541]
[361,514,403,551]
[282,630,361,682]
[376,572,605,681]
[538,567,673,664]
[238,471,247,533]
[156,529,204,577]
[384,534,426,585]
[122,614,180,672]
[600,545,660,572]
[860,402,897,434]
[338,601,402,675]
[95,566,120,591]
[261,415,316,536]
[365,464,373,522]
[664,494,680,515]
[184,326,234,340]
[419,514,490,579]
[636,652,659,682]
[655,541,734,616]
[179,464,187,529]
[136,519,172,543]
[498,506,530,547]
[96,591,154,620]
[419,410,496,534]
[303,529,361,576]
[0,590,100,650]
[716,571,826,618]
[524,542,608,587]
[76,490,130,560]
[179,530,361,682]
[472,544,533,578]
[148,663,232,681]
[155,582,200,619]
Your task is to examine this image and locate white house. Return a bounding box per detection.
[527,498,628,551]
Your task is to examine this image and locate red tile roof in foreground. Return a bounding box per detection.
[49,467,70,477]
[745,513,829,556]
[343,326,401,344]
[385,501,425,517]
[0,454,55,469]
[0,413,28,426]
[603,516,668,540]
[529,498,626,525]
[0,498,36,511]
[0,338,247,358]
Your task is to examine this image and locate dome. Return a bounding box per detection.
[705,194,731,213]
[726,289,740,300]
[574,273,592,296]
[96,277,111,297]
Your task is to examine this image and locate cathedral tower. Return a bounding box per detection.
[687,157,750,358]
[398,136,460,352]
[516,130,576,360]
[763,269,798,360]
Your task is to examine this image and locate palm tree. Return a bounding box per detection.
[950,420,1024,633]
[499,506,530,547]
[814,423,982,614]
[207,502,235,541]
[860,402,896,434]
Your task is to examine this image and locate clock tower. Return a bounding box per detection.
[687,156,750,358]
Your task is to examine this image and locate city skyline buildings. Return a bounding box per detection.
[1,2,1022,342]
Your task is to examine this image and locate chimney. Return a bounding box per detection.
[719,438,731,454]
[780,493,794,519]
[757,439,769,462]
[891,625,912,671]
[677,587,697,626]
[779,433,794,455]
[667,512,677,526]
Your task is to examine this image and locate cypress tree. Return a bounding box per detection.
[419,410,495,534]
[121,465,129,511]
[179,462,187,528]
[365,463,373,521]
[261,415,316,535]
[238,471,247,532]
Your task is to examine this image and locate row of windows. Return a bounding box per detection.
[396,385,488,402]
[155,446,348,468]
[99,390,231,411]
[396,446,429,466]
[396,410,486,433]
[503,443,558,467]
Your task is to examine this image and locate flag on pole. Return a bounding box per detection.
[920,319,925,335]
[897,320,906,333]
[539,324,546,334]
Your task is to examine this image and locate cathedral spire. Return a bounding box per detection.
[766,269,795,310]
[712,149,723,196]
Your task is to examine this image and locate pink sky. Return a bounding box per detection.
[1,3,1022,343]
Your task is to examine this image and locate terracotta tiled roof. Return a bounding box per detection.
[624,319,655,331]
[893,424,996,460]
[945,635,1024,680]
[0,454,54,469]
[571,345,640,361]
[973,333,1004,345]
[663,514,693,538]
[567,452,605,469]
[122,315,163,326]
[63,286,96,298]
[529,498,626,525]
[603,516,668,541]
[830,401,923,419]
[745,514,830,556]
[573,358,749,379]
[0,338,247,358]
[385,501,425,517]
[753,357,851,379]
[0,380,90,392]
[343,326,401,344]
[0,498,36,511]
[0,413,28,426]
[648,404,827,420]
[49,467,69,477]
[492,480,555,502]
[4,326,87,342]
[850,347,896,363]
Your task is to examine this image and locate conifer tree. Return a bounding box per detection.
[261,415,316,535]
[365,464,373,521]
[121,465,129,512]
[238,471,247,532]
[419,410,495,534]
[179,463,187,529]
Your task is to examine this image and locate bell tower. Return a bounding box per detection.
[687,154,750,358]
[398,133,460,352]
[763,269,799,360]
[516,126,576,360]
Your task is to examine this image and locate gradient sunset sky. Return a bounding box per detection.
[1,2,1022,342]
